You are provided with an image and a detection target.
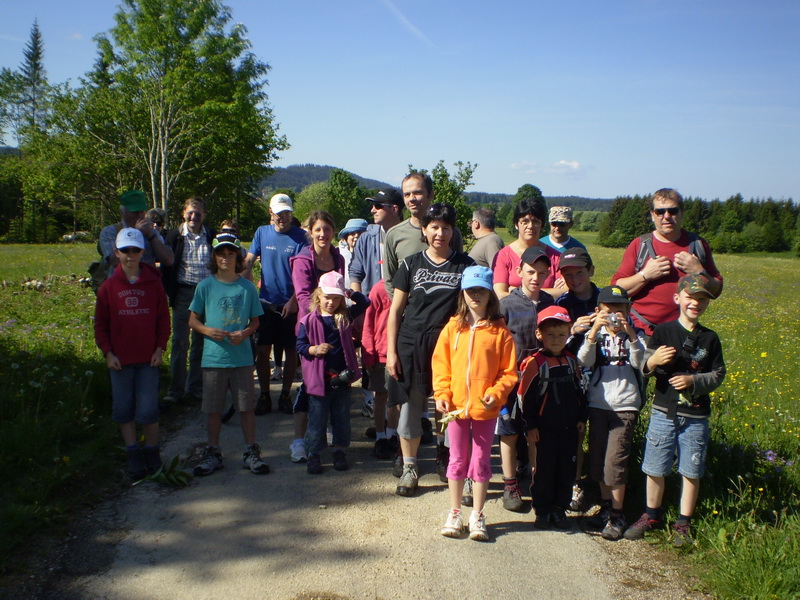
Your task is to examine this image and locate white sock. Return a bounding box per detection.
[386,427,397,438]
[376,431,387,440]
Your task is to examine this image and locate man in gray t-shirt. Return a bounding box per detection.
[468,207,504,268]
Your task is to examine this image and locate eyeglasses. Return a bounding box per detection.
[118,247,143,254]
[517,218,542,227]
[372,203,392,210]
[653,207,680,216]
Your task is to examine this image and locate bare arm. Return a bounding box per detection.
[385,289,409,380]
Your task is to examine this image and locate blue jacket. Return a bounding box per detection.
[348,224,382,295]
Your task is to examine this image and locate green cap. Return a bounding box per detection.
[677,274,715,298]
[120,190,148,212]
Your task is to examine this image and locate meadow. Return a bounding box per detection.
[0,237,798,598]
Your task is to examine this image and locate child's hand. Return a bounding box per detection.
[572,314,593,335]
[313,343,333,356]
[669,374,694,391]
[227,330,247,346]
[435,398,451,413]
[480,394,498,411]
[106,351,121,371]
[553,277,568,293]
[206,328,228,342]
[651,345,677,366]
[526,428,540,444]
[150,347,164,367]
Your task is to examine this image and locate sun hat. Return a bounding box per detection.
[338,218,369,239]
[319,271,347,296]
[120,190,148,212]
[115,227,145,250]
[461,265,494,291]
[269,193,294,214]
[536,305,572,326]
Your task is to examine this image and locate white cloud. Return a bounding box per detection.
[510,160,540,174]
[381,0,436,49]
[545,160,585,176]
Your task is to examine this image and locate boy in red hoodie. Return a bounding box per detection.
[95,228,171,480]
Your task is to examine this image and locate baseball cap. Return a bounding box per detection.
[677,274,715,298]
[549,206,573,223]
[319,271,347,296]
[520,246,551,267]
[536,305,572,326]
[461,265,494,291]
[120,190,148,212]
[212,232,241,251]
[558,247,593,270]
[269,193,294,214]
[597,285,631,305]
[338,218,369,239]
[366,188,403,207]
[115,227,145,250]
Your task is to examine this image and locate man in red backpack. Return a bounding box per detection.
[611,189,722,337]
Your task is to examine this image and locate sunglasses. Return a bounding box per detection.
[372,202,393,210]
[550,221,569,227]
[653,207,680,216]
[118,247,143,254]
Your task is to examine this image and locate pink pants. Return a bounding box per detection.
[446,417,497,483]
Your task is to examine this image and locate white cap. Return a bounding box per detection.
[269,193,294,214]
[115,227,145,250]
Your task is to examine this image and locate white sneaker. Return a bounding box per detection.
[469,510,489,541]
[440,509,464,538]
[361,391,375,418]
[270,366,283,381]
[289,439,307,463]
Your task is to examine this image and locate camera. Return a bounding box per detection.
[607,314,620,327]
[328,369,356,389]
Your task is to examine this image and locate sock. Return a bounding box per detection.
[451,508,461,514]
[386,428,397,439]
[376,431,387,440]
[404,457,417,465]
[503,477,518,489]
[645,506,662,521]
[676,514,692,525]
[600,499,612,510]
[609,508,623,518]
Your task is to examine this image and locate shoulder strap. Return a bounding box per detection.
[686,232,707,268]
[634,232,656,273]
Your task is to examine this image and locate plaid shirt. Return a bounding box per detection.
[177,223,212,285]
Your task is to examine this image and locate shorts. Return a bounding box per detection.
[257,301,297,348]
[396,386,429,440]
[588,408,637,486]
[641,409,709,480]
[367,364,387,394]
[201,366,256,413]
[110,363,160,424]
[496,390,523,437]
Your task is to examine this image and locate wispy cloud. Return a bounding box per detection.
[68,33,83,41]
[510,160,540,174]
[381,0,436,49]
[511,159,588,179]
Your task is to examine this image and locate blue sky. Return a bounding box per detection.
[1,0,798,200]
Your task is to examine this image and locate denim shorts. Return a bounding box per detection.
[641,409,709,480]
[110,363,160,424]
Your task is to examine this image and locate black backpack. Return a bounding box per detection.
[88,224,122,294]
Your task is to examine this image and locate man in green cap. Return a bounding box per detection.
[99,190,174,271]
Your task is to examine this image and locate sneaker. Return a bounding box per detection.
[623,512,664,540]
[468,511,489,541]
[307,453,322,475]
[193,446,223,476]
[142,446,162,475]
[672,521,693,547]
[270,366,283,381]
[420,417,434,444]
[332,450,348,471]
[365,426,377,439]
[396,463,419,496]
[569,482,586,512]
[290,439,308,463]
[551,509,571,530]
[372,438,391,460]
[254,393,271,415]
[126,447,148,480]
[533,509,551,530]
[435,444,449,483]
[392,455,404,478]
[278,391,293,414]
[602,513,627,541]
[461,478,474,507]
[586,504,611,530]
[361,393,374,418]
[242,443,270,474]
[502,483,524,512]
[440,509,464,538]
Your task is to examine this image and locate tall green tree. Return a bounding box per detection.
[327,169,370,227]
[19,20,49,135]
[513,183,544,205]
[407,160,477,240]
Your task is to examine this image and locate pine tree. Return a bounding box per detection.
[19,19,48,134]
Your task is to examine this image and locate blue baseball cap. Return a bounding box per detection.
[461,265,494,291]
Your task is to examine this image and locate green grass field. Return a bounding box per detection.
[1,237,798,597]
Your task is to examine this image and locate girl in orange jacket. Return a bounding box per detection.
[432,266,518,541]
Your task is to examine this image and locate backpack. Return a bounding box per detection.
[517,349,584,415]
[88,224,122,294]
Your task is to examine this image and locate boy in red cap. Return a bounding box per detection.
[517,305,587,529]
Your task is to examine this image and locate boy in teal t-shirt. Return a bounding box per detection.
[188,233,267,476]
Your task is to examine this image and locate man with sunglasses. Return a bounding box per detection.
[539,206,586,254]
[611,188,722,337]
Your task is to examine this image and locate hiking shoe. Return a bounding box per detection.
[569,482,586,512]
[586,505,611,530]
[672,522,693,547]
[435,444,449,483]
[624,512,664,540]
[461,478,473,507]
[468,511,489,541]
[602,513,627,541]
[142,446,162,475]
[126,447,148,480]
[440,509,464,538]
[533,510,551,530]
[365,426,377,439]
[242,443,270,474]
[193,446,223,476]
[254,393,271,415]
[372,438,391,460]
[278,391,293,414]
[421,417,434,444]
[502,483,524,512]
[270,366,283,381]
[290,439,307,463]
[392,455,404,478]
[552,510,571,530]
[307,454,322,475]
[396,463,419,496]
[332,450,348,471]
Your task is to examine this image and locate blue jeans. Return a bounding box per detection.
[641,409,709,479]
[306,388,351,456]
[169,284,204,398]
[110,363,160,424]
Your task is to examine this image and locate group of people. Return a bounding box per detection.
[93,182,725,546]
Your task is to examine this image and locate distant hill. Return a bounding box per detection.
[466,192,614,212]
[260,164,391,194]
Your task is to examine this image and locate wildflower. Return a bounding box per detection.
[764,450,777,462]
[62,456,70,463]
[760,352,768,358]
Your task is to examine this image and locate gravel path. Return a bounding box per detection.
[10,383,710,600]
